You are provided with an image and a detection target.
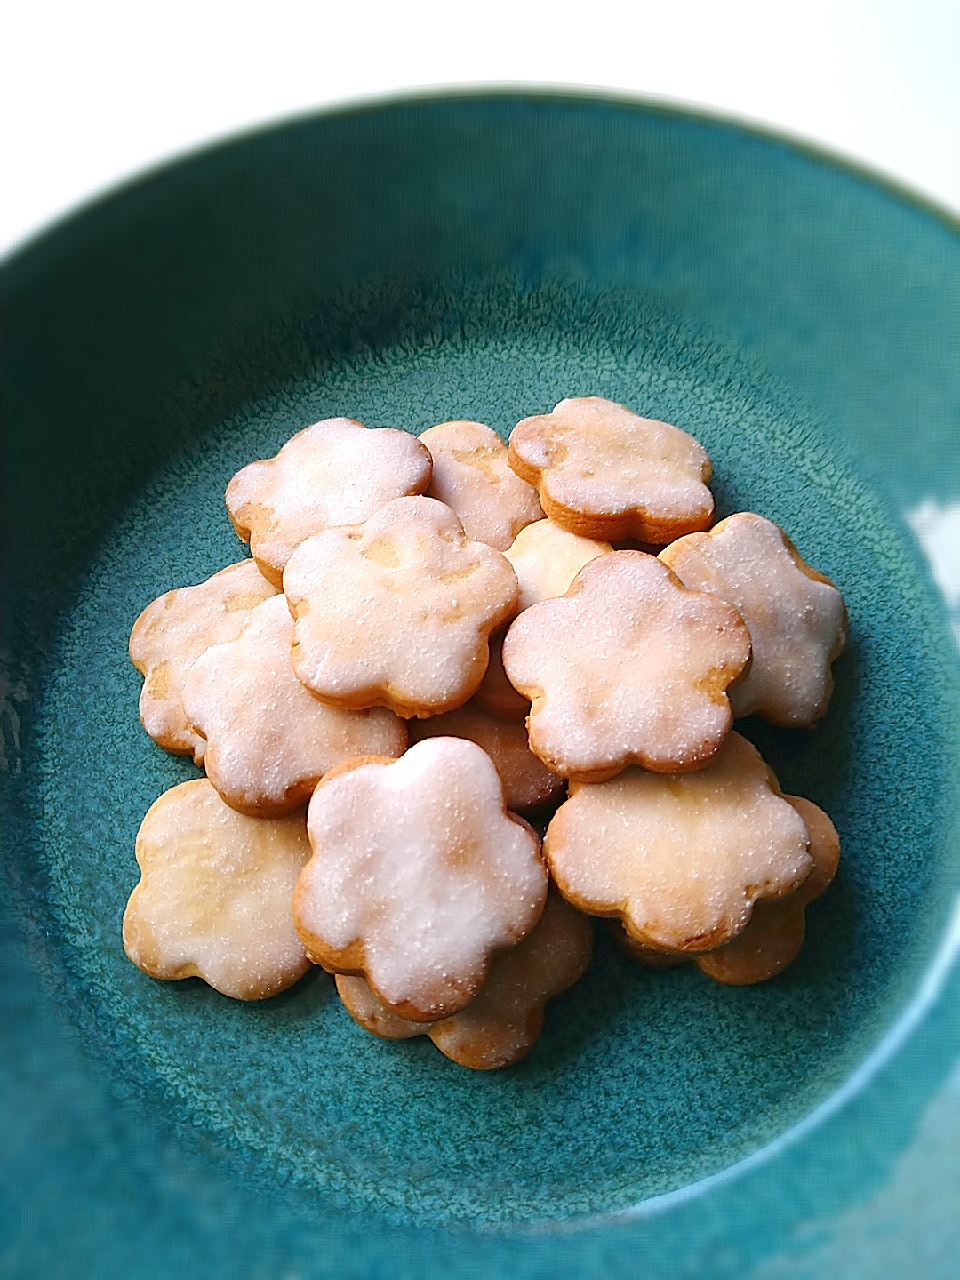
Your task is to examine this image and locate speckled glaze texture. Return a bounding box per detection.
[2,92,960,1279]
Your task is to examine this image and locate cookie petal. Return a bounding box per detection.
[545,732,813,952]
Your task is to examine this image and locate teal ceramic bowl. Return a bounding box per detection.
[3,90,960,1278]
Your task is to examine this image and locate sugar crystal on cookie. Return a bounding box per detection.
[284,496,518,718]
[661,512,847,725]
[508,396,714,543]
[123,779,312,1000]
[294,737,547,1021]
[502,550,751,780]
[182,595,408,816]
[421,419,543,550]
[613,793,840,983]
[503,518,612,612]
[129,559,278,760]
[545,732,813,953]
[336,890,592,1068]
[225,417,432,585]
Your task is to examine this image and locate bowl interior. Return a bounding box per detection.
[4,93,960,1272]
[22,277,958,1225]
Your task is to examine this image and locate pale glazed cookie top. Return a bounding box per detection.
[545,731,812,952]
[503,518,612,612]
[294,737,548,1021]
[421,420,543,551]
[129,559,279,761]
[225,418,432,586]
[660,512,847,725]
[123,779,312,1000]
[284,496,519,718]
[502,550,751,781]
[409,700,563,811]
[181,595,408,817]
[336,890,593,1069]
[508,396,714,543]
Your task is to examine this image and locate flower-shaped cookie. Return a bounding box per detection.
[545,732,813,952]
[181,595,408,816]
[293,737,548,1020]
[660,512,847,725]
[225,418,432,586]
[129,559,279,760]
[123,779,312,999]
[503,518,612,612]
[284,496,519,718]
[409,700,563,811]
[502,550,751,780]
[421,419,543,550]
[508,397,714,543]
[335,890,593,1068]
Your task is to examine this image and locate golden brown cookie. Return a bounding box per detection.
[503,518,612,612]
[225,418,432,586]
[608,927,687,968]
[501,550,751,781]
[473,625,530,721]
[613,794,840,983]
[421,419,543,550]
[660,512,847,725]
[293,737,548,1021]
[284,496,519,718]
[694,794,840,984]
[508,396,714,543]
[181,595,408,816]
[123,779,312,1000]
[129,559,279,761]
[336,890,593,1068]
[409,701,564,811]
[544,732,813,952]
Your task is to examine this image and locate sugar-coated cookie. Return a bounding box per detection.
[123,779,312,999]
[508,397,714,543]
[284,496,518,718]
[421,420,543,550]
[545,732,812,952]
[473,625,530,721]
[660,513,847,725]
[503,518,612,612]
[409,701,563,811]
[225,418,432,586]
[129,559,279,761]
[502,550,751,781]
[293,737,548,1021]
[612,794,839,983]
[336,890,593,1068]
[695,794,839,984]
[181,595,408,816]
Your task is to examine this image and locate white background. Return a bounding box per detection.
[4,0,960,601]
[2,0,959,257]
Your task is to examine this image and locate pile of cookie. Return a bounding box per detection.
[124,397,846,1069]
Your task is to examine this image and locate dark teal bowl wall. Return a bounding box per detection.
[2,92,960,1279]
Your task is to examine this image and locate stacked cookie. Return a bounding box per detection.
[125,400,846,1068]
